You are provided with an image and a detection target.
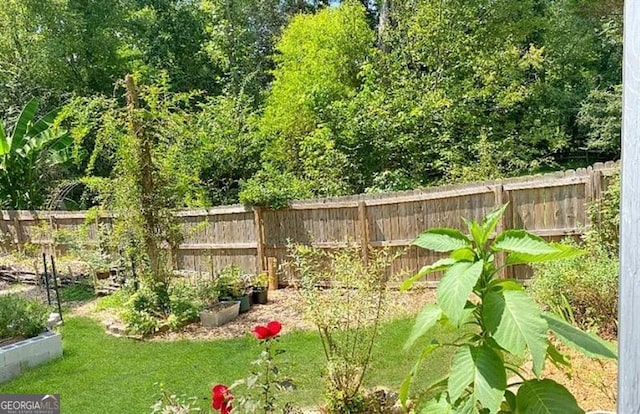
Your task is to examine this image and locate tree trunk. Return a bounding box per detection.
[125,74,162,281]
[378,0,392,53]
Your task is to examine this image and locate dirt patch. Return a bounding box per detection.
[541,345,617,412]
[151,288,436,342]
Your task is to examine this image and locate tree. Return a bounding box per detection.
[240,1,374,207]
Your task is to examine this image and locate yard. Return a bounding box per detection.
[0,281,617,413]
[0,307,457,413]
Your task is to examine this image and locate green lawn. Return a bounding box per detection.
[0,317,457,413]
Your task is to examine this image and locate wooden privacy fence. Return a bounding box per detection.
[0,161,618,283]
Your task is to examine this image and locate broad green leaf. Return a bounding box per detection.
[451,247,476,262]
[401,258,456,291]
[546,340,571,369]
[457,396,479,414]
[437,261,484,327]
[516,379,584,414]
[482,204,508,240]
[492,230,557,255]
[506,243,584,265]
[400,344,440,408]
[28,107,61,138]
[413,228,471,252]
[464,217,486,247]
[483,290,548,376]
[488,278,524,292]
[542,313,617,360]
[419,395,453,414]
[405,304,443,350]
[10,97,38,151]
[448,345,506,413]
[0,121,8,156]
[503,389,517,412]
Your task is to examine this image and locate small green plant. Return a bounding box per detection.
[151,383,202,413]
[120,280,204,336]
[400,204,617,413]
[0,294,50,339]
[253,272,270,289]
[215,265,245,298]
[289,244,397,413]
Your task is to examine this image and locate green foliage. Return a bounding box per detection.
[241,1,374,207]
[289,244,397,413]
[532,172,619,336]
[586,171,620,256]
[0,294,50,339]
[121,280,205,336]
[0,0,624,210]
[59,285,95,302]
[0,98,71,208]
[402,205,615,413]
[214,265,246,298]
[531,239,618,337]
[577,85,622,155]
[239,167,312,209]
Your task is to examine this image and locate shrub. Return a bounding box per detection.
[121,281,205,335]
[121,308,159,336]
[0,294,50,339]
[239,167,312,209]
[531,241,618,336]
[168,282,205,326]
[585,171,620,257]
[289,245,397,413]
[214,265,245,299]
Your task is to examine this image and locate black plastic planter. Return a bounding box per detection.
[252,288,268,305]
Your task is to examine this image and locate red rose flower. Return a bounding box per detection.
[252,321,282,340]
[212,384,233,414]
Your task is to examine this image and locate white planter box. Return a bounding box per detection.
[0,331,62,383]
[200,301,240,327]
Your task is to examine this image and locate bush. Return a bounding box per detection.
[121,281,205,335]
[289,245,397,413]
[531,239,618,337]
[239,167,312,209]
[168,282,204,326]
[0,294,50,339]
[214,265,245,299]
[585,171,620,257]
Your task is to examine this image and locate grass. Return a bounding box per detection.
[0,316,457,413]
[59,284,96,302]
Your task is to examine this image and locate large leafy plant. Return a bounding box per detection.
[400,204,617,414]
[0,98,71,209]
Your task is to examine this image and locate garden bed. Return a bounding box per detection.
[81,287,437,341]
[0,330,62,383]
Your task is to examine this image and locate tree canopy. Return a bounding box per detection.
[0,0,622,209]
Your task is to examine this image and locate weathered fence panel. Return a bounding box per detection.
[0,161,619,283]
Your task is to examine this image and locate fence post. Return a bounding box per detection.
[358,201,369,265]
[254,207,265,273]
[493,184,510,278]
[267,257,278,290]
[12,215,24,253]
[49,214,58,257]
